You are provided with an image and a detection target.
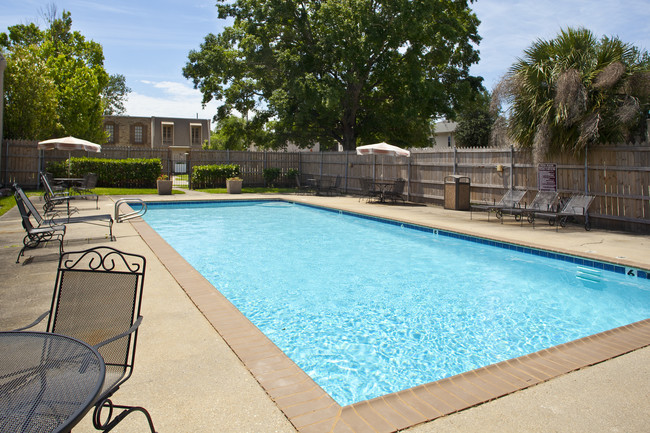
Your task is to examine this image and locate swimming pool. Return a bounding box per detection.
[142,200,650,406]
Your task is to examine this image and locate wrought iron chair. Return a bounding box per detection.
[320,174,342,196]
[14,246,156,432]
[42,172,66,195]
[384,178,406,203]
[73,172,100,205]
[40,171,77,215]
[41,171,98,212]
[295,176,314,195]
[13,185,66,263]
[359,177,380,202]
[14,184,114,240]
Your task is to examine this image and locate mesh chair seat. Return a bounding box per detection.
[51,247,155,431]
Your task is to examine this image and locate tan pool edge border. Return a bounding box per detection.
[130,214,650,433]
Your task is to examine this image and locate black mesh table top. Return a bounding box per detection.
[0,331,105,433]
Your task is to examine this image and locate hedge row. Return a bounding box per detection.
[191,164,241,188]
[46,157,162,188]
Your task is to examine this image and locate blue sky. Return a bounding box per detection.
[2,0,649,121]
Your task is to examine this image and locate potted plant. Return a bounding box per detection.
[157,174,173,195]
[226,177,243,194]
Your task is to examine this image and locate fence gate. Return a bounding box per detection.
[170,151,189,188]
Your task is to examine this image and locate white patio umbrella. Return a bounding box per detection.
[356,142,410,178]
[38,136,101,176]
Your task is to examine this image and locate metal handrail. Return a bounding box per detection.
[114,198,147,223]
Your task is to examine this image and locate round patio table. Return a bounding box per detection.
[372,180,395,203]
[0,331,105,433]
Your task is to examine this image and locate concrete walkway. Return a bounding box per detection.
[1,191,648,432]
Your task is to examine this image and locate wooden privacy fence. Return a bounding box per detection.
[2,139,649,231]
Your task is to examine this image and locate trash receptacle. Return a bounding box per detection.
[444,175,470,210]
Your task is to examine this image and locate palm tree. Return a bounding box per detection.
[494,27,649,160]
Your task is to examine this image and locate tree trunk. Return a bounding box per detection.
[341,119,356,151]
[341,83,362,151]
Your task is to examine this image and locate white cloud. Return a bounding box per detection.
[125,80,220,120]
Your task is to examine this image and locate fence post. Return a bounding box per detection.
[510,145,514,189]
[584,146,589,194]
[264,150,268,187]
[344,151,349,193]
[453,147,457,175]
[187,152,192,190]
[407,157,411,201]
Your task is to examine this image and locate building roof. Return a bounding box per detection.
[434,121,457,134]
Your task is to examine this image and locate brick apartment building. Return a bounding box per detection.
[103,115,211,157]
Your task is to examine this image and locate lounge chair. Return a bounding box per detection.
[40,172,77,215]
[13,186,66,263]
[11,246,156,432]
[384,178,406,203]
[14,184,114,240]
[534,194,595,231]
[42,172,66,195]
[471,189,526,221]
[40,171,99,212]
[500,190,559,224]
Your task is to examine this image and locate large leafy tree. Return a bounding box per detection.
[454,89,492,147]
[184,0,482,151]
[494,27,650,159]
[208,116,250,150]
[1,10,124,142]
[102,74,131,115]
[2,44,59,140]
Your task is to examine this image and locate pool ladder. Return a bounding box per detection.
[114,198,147,223]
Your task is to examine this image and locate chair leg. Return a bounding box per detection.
[93,398,157,433]
[16,246,26,263]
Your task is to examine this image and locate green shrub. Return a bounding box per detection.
[286,168,299,180]
[45,157,162,187]
[191,164,241,188]
[263,168,282,186]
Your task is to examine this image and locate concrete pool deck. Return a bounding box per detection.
[1,190,649,432]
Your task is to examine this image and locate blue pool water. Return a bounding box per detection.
[143,200,650,406]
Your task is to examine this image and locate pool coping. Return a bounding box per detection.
[131,200,650,433]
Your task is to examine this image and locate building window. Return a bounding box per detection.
[191,125,202,146]
[134,125,143,144]
[105,124,115,144]
[162,124,173,146]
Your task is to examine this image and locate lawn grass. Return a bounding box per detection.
[0,195,15,217]
[91,187,185,196]
[195,187,298,194]
[0,191,43,217]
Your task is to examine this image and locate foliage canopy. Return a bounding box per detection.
[454,90,493,147]
[184,0,483,151]
[1,10,129,142]
[494,27,650,159]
